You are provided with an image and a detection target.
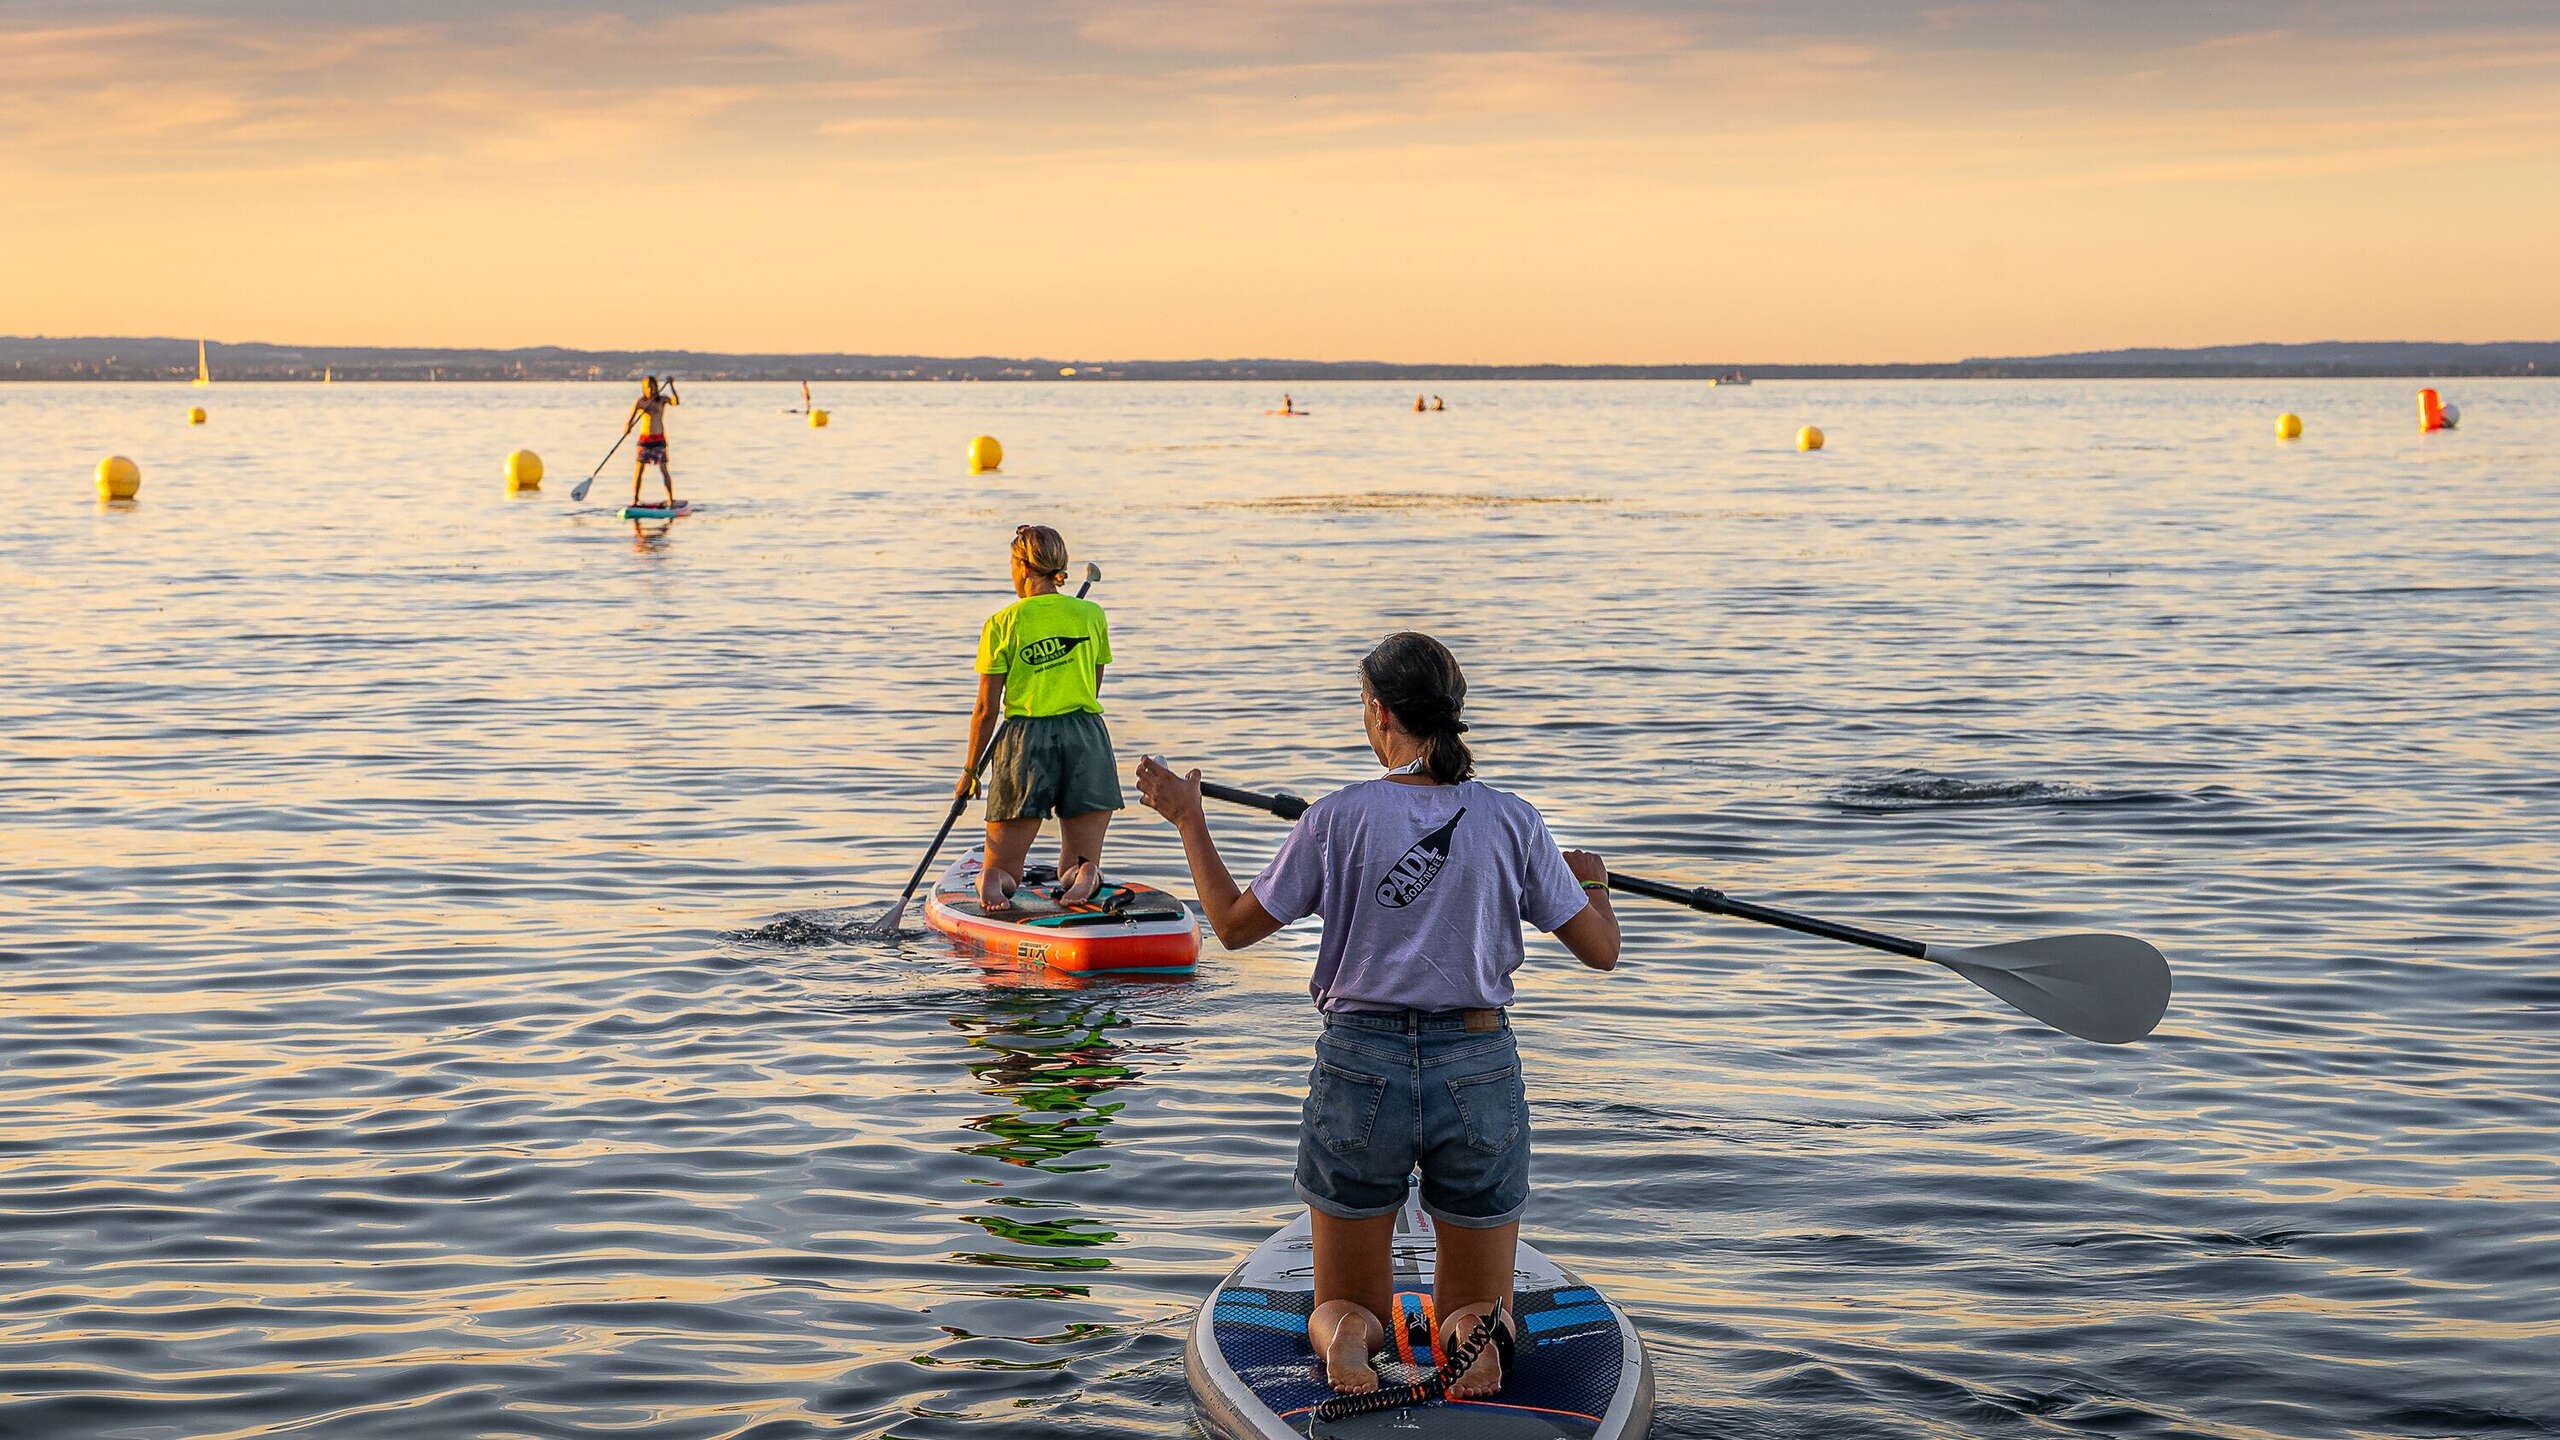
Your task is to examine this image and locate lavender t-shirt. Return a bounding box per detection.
[1248,777,1591,1013]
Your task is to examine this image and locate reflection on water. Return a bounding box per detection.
[2,379,2556,1438]
[948,991,1140,1280]
[953,998,1142,1175]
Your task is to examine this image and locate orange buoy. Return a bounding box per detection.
[2418,388,2453,432]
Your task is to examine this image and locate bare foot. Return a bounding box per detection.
[1059,859,1103,905]
[1319,1329,1378,1394]
[976,867,1018,911]
[1440,1305,1509,1399]
[1309,1299,1383,1395]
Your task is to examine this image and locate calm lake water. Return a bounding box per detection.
[4,379,2556,1439]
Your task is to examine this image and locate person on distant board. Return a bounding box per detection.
[1282,394,1298,415]
[960,524,1121,910]
[799,380,812,413]
[1415,394,1428,412]
[629,375,680,508]
[1432,395,1446,411]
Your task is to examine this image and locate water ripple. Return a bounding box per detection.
[3,378,2556,1437]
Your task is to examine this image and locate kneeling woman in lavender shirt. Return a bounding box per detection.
[1134,632,1620,1400]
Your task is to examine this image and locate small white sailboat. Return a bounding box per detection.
[193,339,212,386]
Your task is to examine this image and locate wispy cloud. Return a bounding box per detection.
[1073,0,1375,54]
[7,0,2560,356]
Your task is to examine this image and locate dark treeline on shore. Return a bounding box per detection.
[4,335,2552,383]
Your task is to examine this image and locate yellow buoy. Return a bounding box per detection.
[504,449,544,490]
[2275,413,2303,440]
[969,435,1004,472]
[1797,425,1825,452]
[186,406,207,425]
[809,409,831,428]
[97,455,142,501]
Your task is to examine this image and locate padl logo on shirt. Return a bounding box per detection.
[1019,634,1090,669]
[1376,808,1466,909]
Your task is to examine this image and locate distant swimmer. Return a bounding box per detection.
[629,375,680,508]
[1431,395,1445,411]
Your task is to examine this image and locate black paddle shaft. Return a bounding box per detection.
[1192,779,1924,960]
[875,719,1010,923]
[588,413,640,478]
[1197,780,1307,820]
[1602,872,1924,959]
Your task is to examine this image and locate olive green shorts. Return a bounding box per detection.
[984,712,1123,822]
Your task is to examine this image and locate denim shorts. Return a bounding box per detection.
[1294,1009,1530,1229]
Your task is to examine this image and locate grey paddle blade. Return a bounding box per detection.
[1922,933,2172,1044]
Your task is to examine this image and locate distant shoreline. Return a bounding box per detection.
[12,373,2556,385]
[4,335,2550,384]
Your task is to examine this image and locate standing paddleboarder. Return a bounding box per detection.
[961,524,1121,910]
[629,375,679,509]
[1134,632,1620,1400]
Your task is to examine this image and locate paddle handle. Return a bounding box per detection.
[1604,872,1923,959]
[1198,780,1307,820]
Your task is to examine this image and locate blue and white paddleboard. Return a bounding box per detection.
[620,500,692,519]
[1187,1185,1653,1438]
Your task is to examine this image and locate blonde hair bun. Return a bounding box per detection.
[1011,524,1071,583]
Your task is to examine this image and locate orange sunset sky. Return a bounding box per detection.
[6,0,2558,363]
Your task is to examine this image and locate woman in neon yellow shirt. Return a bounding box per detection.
[959,525,1121,909]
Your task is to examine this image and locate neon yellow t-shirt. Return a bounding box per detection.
[976,594,1112,718]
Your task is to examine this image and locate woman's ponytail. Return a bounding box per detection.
[1011,524,1071,583]
[1360,632,1475,785]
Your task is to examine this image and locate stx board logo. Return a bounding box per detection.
[1016,941,1052,962]
[1020,635,1091,668]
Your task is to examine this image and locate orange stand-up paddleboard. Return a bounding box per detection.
[925,849,1200,976]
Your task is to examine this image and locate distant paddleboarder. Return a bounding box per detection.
[1431,394,1445,411]
[961,524,1121,910]
[628,376,680,508]
[1135,632,1621,1401]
